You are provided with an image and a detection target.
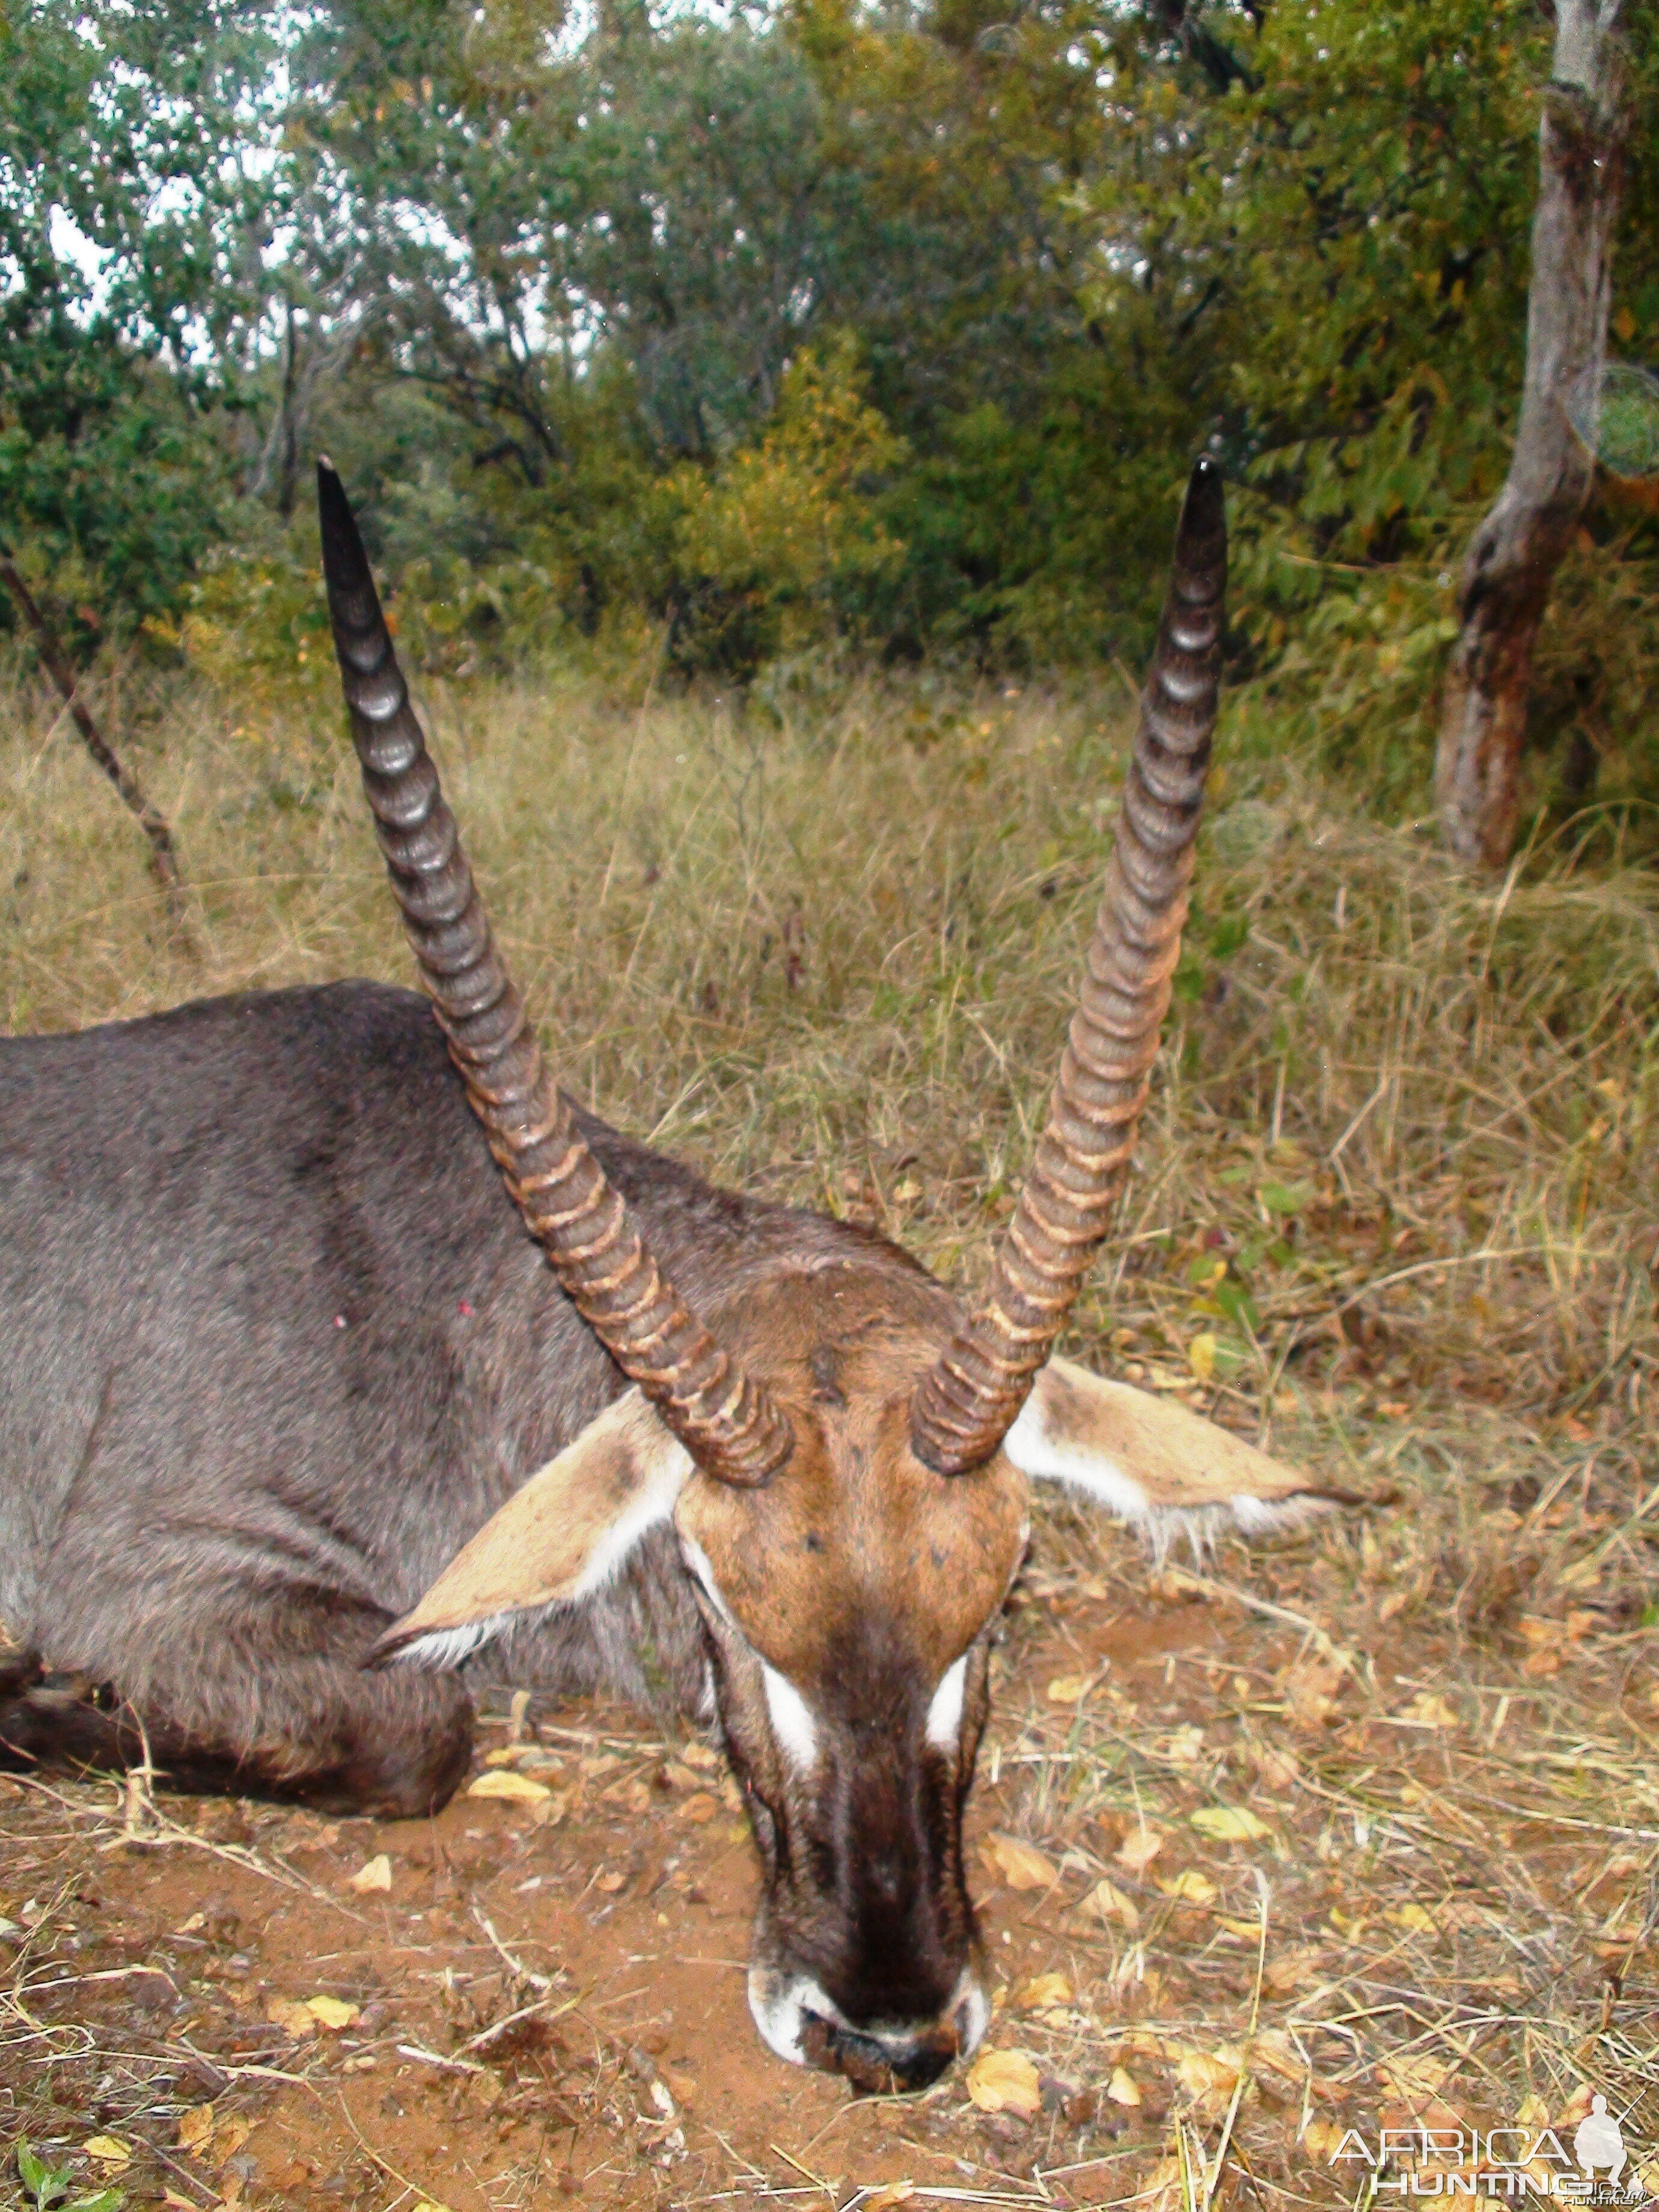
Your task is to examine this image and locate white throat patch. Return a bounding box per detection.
[762,1663,820,1773]
[925,1654,967,1750]
[678,1532,738,1625]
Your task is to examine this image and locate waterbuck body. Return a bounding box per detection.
[0,457,1341,2090]
[1,979,744,1793]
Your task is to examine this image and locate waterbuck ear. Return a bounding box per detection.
[368,1390,692,1669]
[1003,1356,1345,1551]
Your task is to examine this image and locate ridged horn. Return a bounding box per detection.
[317,460,793,1488]
[911,456,1227,1474]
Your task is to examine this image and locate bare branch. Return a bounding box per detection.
[1,553,186,914]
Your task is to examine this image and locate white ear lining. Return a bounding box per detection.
[1003,1371,1327,1563]
[388,1615,518,1672]
[570,1443,692,1601]
[1004,1395,1153,1518]
[382,1395,693,1673]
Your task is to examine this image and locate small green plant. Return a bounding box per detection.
[14,2143,124,2212]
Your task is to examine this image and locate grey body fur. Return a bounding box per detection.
[0,978,902,1809]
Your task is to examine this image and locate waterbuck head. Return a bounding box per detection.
[319,457,1335,2091]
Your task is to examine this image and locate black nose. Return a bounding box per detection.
[821,2020,958,2094]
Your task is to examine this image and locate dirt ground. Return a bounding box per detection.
[4,1429,1657,2212]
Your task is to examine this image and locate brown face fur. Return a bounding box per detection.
[676,1260,1028,2086]
[375,1239,1328,2085]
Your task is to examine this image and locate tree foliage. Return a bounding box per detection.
[2,0,1656,818]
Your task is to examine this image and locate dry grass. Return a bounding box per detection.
[4,647,1653,1426]
[2,647,1657,2208]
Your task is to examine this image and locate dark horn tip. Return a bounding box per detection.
[1178,455,1227,557]
[316,459,373,600]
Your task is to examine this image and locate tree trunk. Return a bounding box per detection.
[276,295,302,524]
[1434,0,1628,869]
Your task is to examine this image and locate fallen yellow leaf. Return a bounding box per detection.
[1114,1824,1164,1874]
[1046,1674,1089,1703]
[1015,1971,1072,2010]
[1084,1877,1140,1931]
[1158,1868,1218,1905]
[1303,2118,1345,2162]
[84,2137,132,2165]
[1250,2030,1307,2083]
[983,1833,1058,1891]
[1381,2052,1449,2100]
[468,1768,552,1803]
[1107,2065,1142,2106]
[1284,1657,1345,1731]
[1401,1691,1460,1731]
[305,1994,361,2030]
[1178,2049,1241,2103]
[1158,1723,1206,1765]
[348,1853,393,1893]
[677,1790,719,1822]
[1390,1902,1437,1934]
[1142,2154,1184,2207]
[1190,1804,1273,1844]
[176,2102,215,2153]
[1254,1742,1299,1790]
[1263,1943,1325,1994]
[265,1996,316,2038]
[1188,1332,1218,1383]
[965,2047,1042,2118]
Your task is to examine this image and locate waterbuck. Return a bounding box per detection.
[0,457,1336,2090]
